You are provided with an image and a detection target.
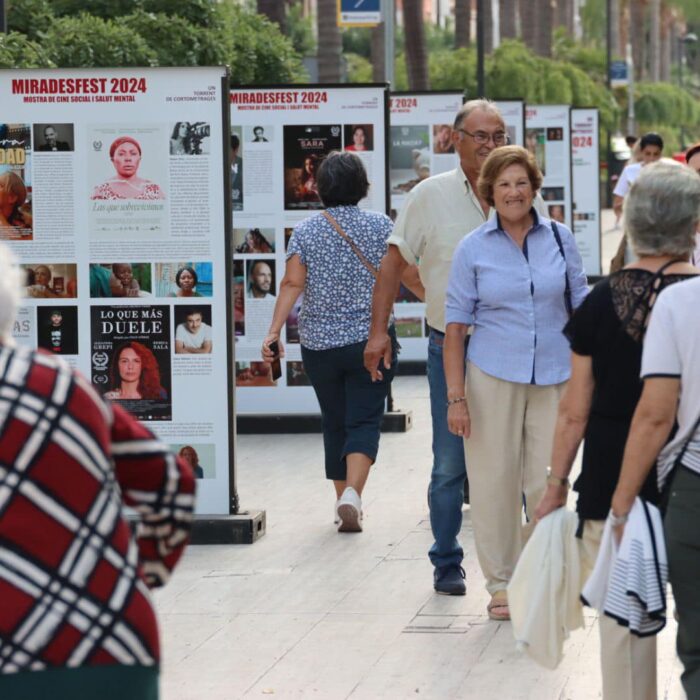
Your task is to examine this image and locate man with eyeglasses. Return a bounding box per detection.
[364,99,545,596]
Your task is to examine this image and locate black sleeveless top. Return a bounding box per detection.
[564,268,698,519]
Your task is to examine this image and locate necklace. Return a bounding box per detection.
[114,179,143,191]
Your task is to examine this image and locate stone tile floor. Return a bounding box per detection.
[154,215,685,698]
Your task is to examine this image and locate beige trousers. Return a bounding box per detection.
[579,520,657,700]
[464,362,565,595]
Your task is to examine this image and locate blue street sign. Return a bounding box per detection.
[338,0,381,27]
[609,60,629,87]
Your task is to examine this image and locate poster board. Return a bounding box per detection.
[389,96,526,362]
[571,108,601,275]
[1,67,235,515]
[230,84,389,415]
[524,104,573,230]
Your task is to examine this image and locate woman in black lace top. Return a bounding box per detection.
[534,161,700,700]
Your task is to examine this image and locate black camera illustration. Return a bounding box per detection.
[187,122,210,154]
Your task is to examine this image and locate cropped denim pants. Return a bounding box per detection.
[301,333,396,481]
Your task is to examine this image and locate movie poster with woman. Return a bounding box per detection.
[283,124,341,210]
[90,304,172,421]
[87,125,168,239]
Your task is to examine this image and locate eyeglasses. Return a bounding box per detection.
[456,128,508,146]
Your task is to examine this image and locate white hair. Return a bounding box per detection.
[453,99,504,130]
[0,243,21,344]
[624,161,700,259]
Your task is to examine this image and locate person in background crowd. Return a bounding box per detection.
[611,273,700,698]
[684,142,700,265]
[262,152,397,533]
[0,243,195,700]
[611,133,664,265]
[443,145,587,619]
[535,161,700,699]
[364,100,547,597]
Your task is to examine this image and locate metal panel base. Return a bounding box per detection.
[237,410,412,434]
[190,511,266,545]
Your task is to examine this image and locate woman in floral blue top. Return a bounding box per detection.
[262,152,397,533]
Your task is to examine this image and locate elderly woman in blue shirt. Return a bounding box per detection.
[262,152,397,533]
[443,145,588,620]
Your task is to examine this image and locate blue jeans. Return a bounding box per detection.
[427,329,467,569]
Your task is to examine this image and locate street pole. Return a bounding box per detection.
[0,1,6,33]
[605,0,614,207]
[476,0,485,96]
[383,0,394,87]
[626,42,635,136]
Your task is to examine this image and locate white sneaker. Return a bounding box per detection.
[334,500,340,525]
[337,487,363,532]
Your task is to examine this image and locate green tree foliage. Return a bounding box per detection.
[7,0,54,38]
[50,0,140,19]
[3,0,305,84]
[286,1,316,56]
[44,14,158,67]
[345,53,373,83]
[0,31,54,68]
[120,11,203,66]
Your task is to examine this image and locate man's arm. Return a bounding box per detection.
[364,245,407,381]
[400,264,425,301]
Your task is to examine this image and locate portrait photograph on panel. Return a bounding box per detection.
[37,306,78,355]
[33,123,74,152]
[22,263,77,298]
[174,305,213,355]
[89,263,152,298]
[0,123,32,241]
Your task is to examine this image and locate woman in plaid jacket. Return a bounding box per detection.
[0,246,196,699]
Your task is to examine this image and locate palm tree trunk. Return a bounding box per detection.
[317,0,342,82]
[483,0,494,54]
[455,0,472,48]
[535,0,552,57]
[648,0,661,81]
[629,0,647,80]
[371,23,385,81]
[257,0,286,31]
[520,0,537,51]
[555,0,574,34]
[500,0,517,40]
[403,0,429,89]
[659,4,672,81]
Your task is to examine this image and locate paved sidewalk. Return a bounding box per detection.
[155,373,685,698]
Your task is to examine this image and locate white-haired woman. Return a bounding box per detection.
[535,161,700,699]
[0,245,195,699]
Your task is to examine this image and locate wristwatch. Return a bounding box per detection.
[546,466,570,489]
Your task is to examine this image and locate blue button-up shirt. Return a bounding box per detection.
[445,211,588,385]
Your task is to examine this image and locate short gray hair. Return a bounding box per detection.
[0,243,21,344]
[453,99,504,130]
[624,161,700,258]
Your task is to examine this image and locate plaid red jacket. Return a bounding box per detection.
[0,346,195,673]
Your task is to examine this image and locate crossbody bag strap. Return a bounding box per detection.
[323,210,379,280]
[550,220,573,318]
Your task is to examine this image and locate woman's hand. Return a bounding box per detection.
[261,332,285,362]
[534,483,568,522]
[447,401,470,439]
